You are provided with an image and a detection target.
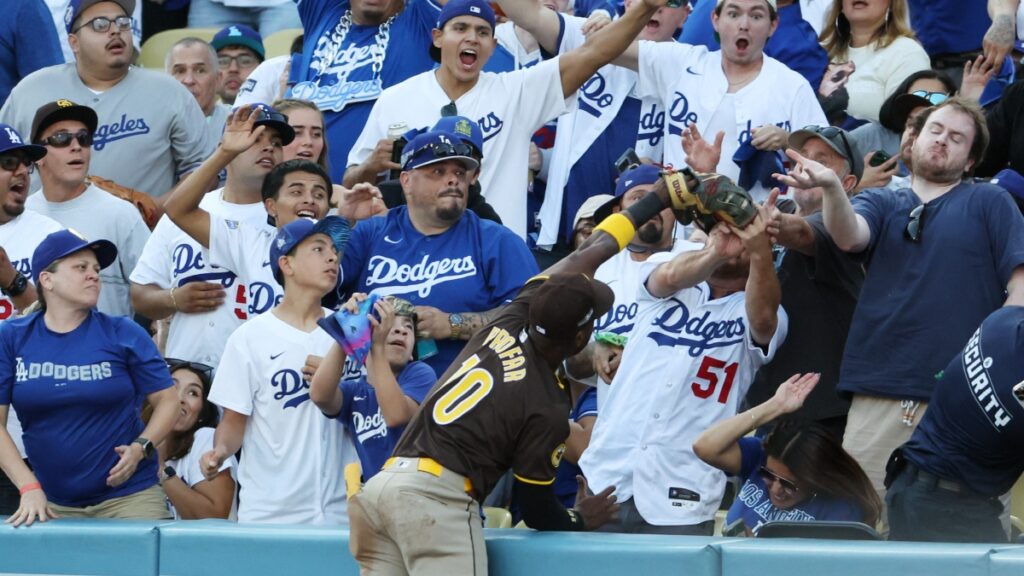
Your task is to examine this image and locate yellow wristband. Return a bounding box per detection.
[593,213,636,252]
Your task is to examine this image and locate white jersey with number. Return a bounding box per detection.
[208,215,282,318]
[636,41,826,201]
[129,190,266,367]
[348,57,574,239]
[0,210,63,457]
[208,309,356,524]
[580,260,788,526]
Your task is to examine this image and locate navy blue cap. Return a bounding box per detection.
[247,103,295,146]
[595,164,662,223]
[269,216,352,284]
[64,0,135,33]
[432,116,483,158]
[0,124,46,162]
[992,169,1024,203]
[401,130,480,171]
[212,24,265,61]
[31,229,117,284]
[430,0,496,61]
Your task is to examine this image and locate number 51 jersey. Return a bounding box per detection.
[392,277,571,501]
[581,268,788,526]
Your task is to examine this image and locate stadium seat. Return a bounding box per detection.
[138,28,219,70]
[1012,474,1024,527]
[264,28,303,59]
[484,507,513,529]
[755,520,882,540]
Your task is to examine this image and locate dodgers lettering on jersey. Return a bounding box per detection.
[15,358,113,383]
[636,101,664,152]
[364,254,478,297]
[92,114,151,150]
[271,368,311,410]
[647,297,747,357]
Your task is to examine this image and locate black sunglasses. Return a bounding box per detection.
[440,101,458,118]
[73,15,133,34]
[801,125,856,173]
[759,465,801,495]
[904,203,925,242]
[39,130,93,149]
[0,153,35,174]
[166,358,215,381]
[909,90,948,106]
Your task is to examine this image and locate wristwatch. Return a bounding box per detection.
[160,465,177,484]
[1,272,28,298]
[132,437,155,459]
[448,313,465,340]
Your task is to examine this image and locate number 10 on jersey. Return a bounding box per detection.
[432,354,495,425]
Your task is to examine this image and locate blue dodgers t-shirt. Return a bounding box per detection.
[553,386,598,508]
[839,183,1024,401]
[907,0,991,57]
[0,311,173,507]
[340,207,539,377]
[902,307,1024,497]
[294,0,441,182]
[1,0,63,106]
[336,360,437,479]
[725,437,863,535]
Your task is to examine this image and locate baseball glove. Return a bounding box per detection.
[87,175,160,230]
[661,168,757,233]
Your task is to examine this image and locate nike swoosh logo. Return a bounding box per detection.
[383,235,401,244]
[685,66,701,75]
[261,261,270,267]
[353,396,367,401]
[270,352,285,360]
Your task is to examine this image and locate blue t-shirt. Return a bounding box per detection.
[340,207,539,377]
[294,0,441,182]
[907,0,991,57]
[839,183,1024,401]
[677,0,826,90]
[902,306,1024,497]
[336,360,436,479]
[0,0,63,106]
[725,437,863,535]
[553,386,598,508]
[0,311,173,507]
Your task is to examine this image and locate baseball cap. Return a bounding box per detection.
[247,103,295,146]
[788,125,864,184]
[211,24,265,61]
[31,100,99,143]
[269,216,352,284]
[401,130,480,171]
[891,90,949,132]
[432,116,484,158]
[529,273,614,342]
[574,194,615,230]
[992,168,1024,204]
[595,164,662,223]
[31,229,117,284]
[430,0,496,62]
[0,124,47,162]
[64,0,135,33]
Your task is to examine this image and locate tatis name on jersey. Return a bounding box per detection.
[16,358,113,382]
[963,327,1011,429]
[271,369,311,409]
[647,297,746,357]
[365,254,477,297]
[353,410,389,443]
[481,326,526,383]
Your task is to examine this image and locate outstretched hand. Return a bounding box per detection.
[574,475,619,530]
[771,372,820,414]
[682,124,724,174]
[336,183,386,223]
[773,149,843,192]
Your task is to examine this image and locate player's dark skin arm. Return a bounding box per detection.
[516,475,617,530]
[413,305,501,341]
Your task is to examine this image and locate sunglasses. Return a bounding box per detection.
[39,130,93,149]
[800,125,856,174]
[910,90,948,106]
[440,101,458,118]
[759,465,801,496]
[412,139,474,162]
[73,15,133,34]
[904,203,925,242]
[166,358,215,381]
[219,54,260,69]
[0,154,35,174]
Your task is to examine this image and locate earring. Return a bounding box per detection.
[884,7,890,28]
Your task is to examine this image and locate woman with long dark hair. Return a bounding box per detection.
[693,373,881,536]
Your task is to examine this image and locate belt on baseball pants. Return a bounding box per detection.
[383,457,473,494]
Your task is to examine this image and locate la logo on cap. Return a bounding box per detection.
[229,26,242,36]
[5,128,21,144]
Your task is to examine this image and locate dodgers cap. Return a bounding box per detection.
[269,216,352,284]
[31,229,117,284]
[595,164,662,223]
[401,130,479,171]
[0,124,46,162]
[212,24,265,61]
[432,115,484,158]
[246,103,296,146]
[430,0,496,62]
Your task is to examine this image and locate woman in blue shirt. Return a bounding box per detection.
[694,373,880,536]
[0,230,179,526]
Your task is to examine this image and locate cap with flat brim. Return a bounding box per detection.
[595,164,662,223]
[212,24,266,61]
[891,93,937,132]
[528,273,614,342]
[0,123,46,162]
[65,0,136,33]
[31,229,118,284]
[269,216,352,284]
[31,100,99,143]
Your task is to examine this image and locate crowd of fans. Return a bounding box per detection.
[1,0,1024,562]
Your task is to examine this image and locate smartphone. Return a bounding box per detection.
[615,148,642,175]
[868,150,892,167]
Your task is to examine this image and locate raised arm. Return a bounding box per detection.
[646,225,743,298]
[983,0,1019,69]
[310,341,347,417]
[731,209,781,347]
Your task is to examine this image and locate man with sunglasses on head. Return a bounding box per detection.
[775,96,1024,534]
[0,0,213,205]
[25,100,150,319]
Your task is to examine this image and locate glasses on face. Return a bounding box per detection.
[910,90,948,106]
[166,358,215,381]
[40,130,93,149]
[218,54,259,69]
[440,101,458,117]
[904,203,925,242]
[801,125,856,175]
[759,465,801,496]
[0,154,35,174]
[73,15,133,34]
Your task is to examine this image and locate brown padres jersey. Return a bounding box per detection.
[393,277,571,500]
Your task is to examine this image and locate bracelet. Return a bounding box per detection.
[593,213,636,252]
[18,482,41,495]
[169,286,179,311]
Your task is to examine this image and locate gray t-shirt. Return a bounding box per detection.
[26,184,150,317]
[0,63,214,197]
[205,103,231,150]
[849,121,901,157]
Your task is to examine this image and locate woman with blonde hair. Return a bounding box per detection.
[818,0,930,123]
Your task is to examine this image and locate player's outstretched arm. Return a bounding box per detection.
[496,0,563,53]
[164,108,264,248]
[730,208,781,347]
[310,342,347,417]
[557,0,665,97]
[515,476,618,531]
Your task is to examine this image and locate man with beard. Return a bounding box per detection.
[337,128,538,378]
[776,96,1024,533]
[565,164,703,406]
